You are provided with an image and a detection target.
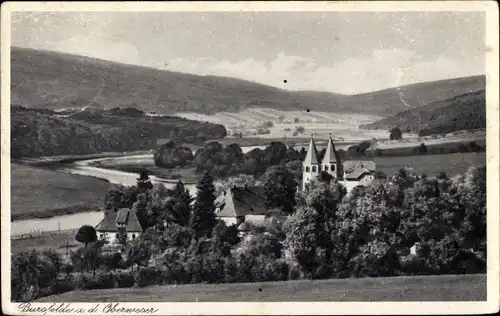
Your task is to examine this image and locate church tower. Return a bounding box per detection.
[302,134,321,190]
[321,134,343,180]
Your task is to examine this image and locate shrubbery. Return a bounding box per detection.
[77,271,115,290]
[135,266,164,287]
[14,165,486,302]
[114,271,135,288]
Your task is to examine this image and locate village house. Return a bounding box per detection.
[342,160,377,192]
[214,186,287,233]
[302,134,377,192]
[95,208,142,244]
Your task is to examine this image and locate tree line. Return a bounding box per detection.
[11,106,227,158]
[155,140,309,178]
[12,164,486,301]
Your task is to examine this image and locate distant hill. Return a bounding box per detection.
[11,46,485,117]
[359,90,486,136]
[11,106,226,158]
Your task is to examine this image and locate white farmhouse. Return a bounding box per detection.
[95,208,142,244]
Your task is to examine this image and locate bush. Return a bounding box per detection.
[295,126,305,134]
[77,271,115,290]
[100,252,124,271]
[257,128,270,135]
[114,271,135,288]
[135,266,164,287]
[390,127,403,140]
[288,264,302,280]
[400,255,437,276]
[263,121,274,128]
[263,259,289,282]
[50,278,77,296]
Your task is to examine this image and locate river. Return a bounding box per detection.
[11,145,285,236]
[10,142,373,236]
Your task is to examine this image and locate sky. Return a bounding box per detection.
[11,11,485,94]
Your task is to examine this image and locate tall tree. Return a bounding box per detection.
[133,192,153,231]
[263,165,298,214]
[137,169,153,192]
[390,127,403,140]
[165,180,193,226]
[75,225,97,247]
[190,172,217,238]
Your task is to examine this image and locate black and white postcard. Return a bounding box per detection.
[1,1,499,315]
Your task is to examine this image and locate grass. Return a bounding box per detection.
[11,230,79,260]
[11,164,111,221]
[373,152,486,177]
[37,274,486,302]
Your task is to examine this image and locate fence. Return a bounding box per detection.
[11,229,76,240]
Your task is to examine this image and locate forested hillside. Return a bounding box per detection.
[359,90,485,136]
[12,47,485,117]
[11,106,227,158]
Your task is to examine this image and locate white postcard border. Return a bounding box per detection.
[1,1,499,315]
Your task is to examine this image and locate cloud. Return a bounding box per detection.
[160,49,484,94]
[55,38,142,66]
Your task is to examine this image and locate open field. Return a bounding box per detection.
[372,130,485,150]
[373,152,486,177]
[176,108,389,141]
[11,164,111,221]
[11,230,79,260]
[37,274,485,302]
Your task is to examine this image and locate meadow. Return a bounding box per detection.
[11,230,79,260]
[11,164,111,221]
[373,152,486,177]
[37,274,486,302]
[94,151,486,181]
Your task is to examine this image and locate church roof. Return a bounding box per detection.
[303,136,321,165]
[322,134,341,164]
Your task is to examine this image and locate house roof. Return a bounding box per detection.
[116,208,129,224]
[303,136,321,165]
[96,208,142,232]
[343,160,376,173]
[214,186,268,218]
[322,135,341,164]
[344,168,372,181]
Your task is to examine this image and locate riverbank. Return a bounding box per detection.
[13,150,152,167]
[11,204,101,222]
[11,164,112,223]
[89,161,201,184]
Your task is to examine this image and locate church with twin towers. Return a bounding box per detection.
[302,134,377,192]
